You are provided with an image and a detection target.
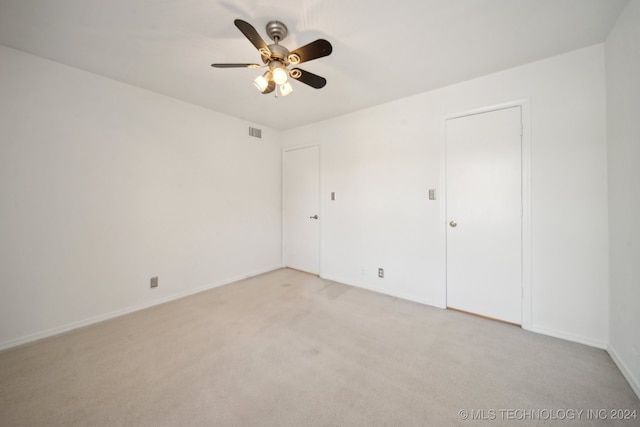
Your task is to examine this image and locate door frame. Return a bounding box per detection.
[440,99,532,330]
[282,144,322,276]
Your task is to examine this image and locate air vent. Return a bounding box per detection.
[248,127,262,138]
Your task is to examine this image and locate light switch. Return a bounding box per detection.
[331,192,335,201]
[429,189,436,200]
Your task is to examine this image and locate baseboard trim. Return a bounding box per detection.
[319,274,611,351]
[447,307,521,327]
[320,274,445,309]
[607,344,640,400]
[0,264,284,352]
[529,325,607,350]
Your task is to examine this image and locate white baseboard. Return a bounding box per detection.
[529,325,607,350]
[607,344,640,400]
[0,265,284,352]
[319,276,610,351]
[320,273,446,309]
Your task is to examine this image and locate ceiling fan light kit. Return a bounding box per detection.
[212,19,332,98]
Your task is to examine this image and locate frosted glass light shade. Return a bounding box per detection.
[254,72,270,92]
[280,82,293,97]
[272,67,288,85]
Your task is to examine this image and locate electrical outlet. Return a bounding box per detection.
[150,277,158,288]
[378,268,384,278]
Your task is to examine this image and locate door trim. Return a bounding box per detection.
[282,144,322,276]
[440,99,532,330]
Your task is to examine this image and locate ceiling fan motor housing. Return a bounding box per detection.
[265,44,289,62]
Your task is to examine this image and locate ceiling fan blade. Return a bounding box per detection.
[291,68,327,89]
[211,63,261,68]
[288,39,332,64]
[234,19,271,57]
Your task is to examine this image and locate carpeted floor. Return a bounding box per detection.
[0,268,638,426]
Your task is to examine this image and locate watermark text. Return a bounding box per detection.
[458,408,637,422]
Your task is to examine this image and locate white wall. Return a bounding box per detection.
[0,46,283,349]
[284,44,609,348]
[606,0,640,397]
[0,38,615,356]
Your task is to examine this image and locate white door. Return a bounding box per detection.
[283,146,320,274]
[446,106,522,324]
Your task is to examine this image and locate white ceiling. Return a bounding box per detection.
[0,0,629,130]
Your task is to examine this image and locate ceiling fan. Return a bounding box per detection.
[212,19,332,97]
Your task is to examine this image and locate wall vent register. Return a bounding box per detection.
[248,127,262,138]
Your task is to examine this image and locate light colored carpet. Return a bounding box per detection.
[0,268,638,426]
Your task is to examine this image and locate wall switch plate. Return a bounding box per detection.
[429,189,436,200]
[378,268,384,278]
[150,277,158,288]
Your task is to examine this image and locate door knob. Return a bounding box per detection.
[449,220,457,228]
[310,215,318,219]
